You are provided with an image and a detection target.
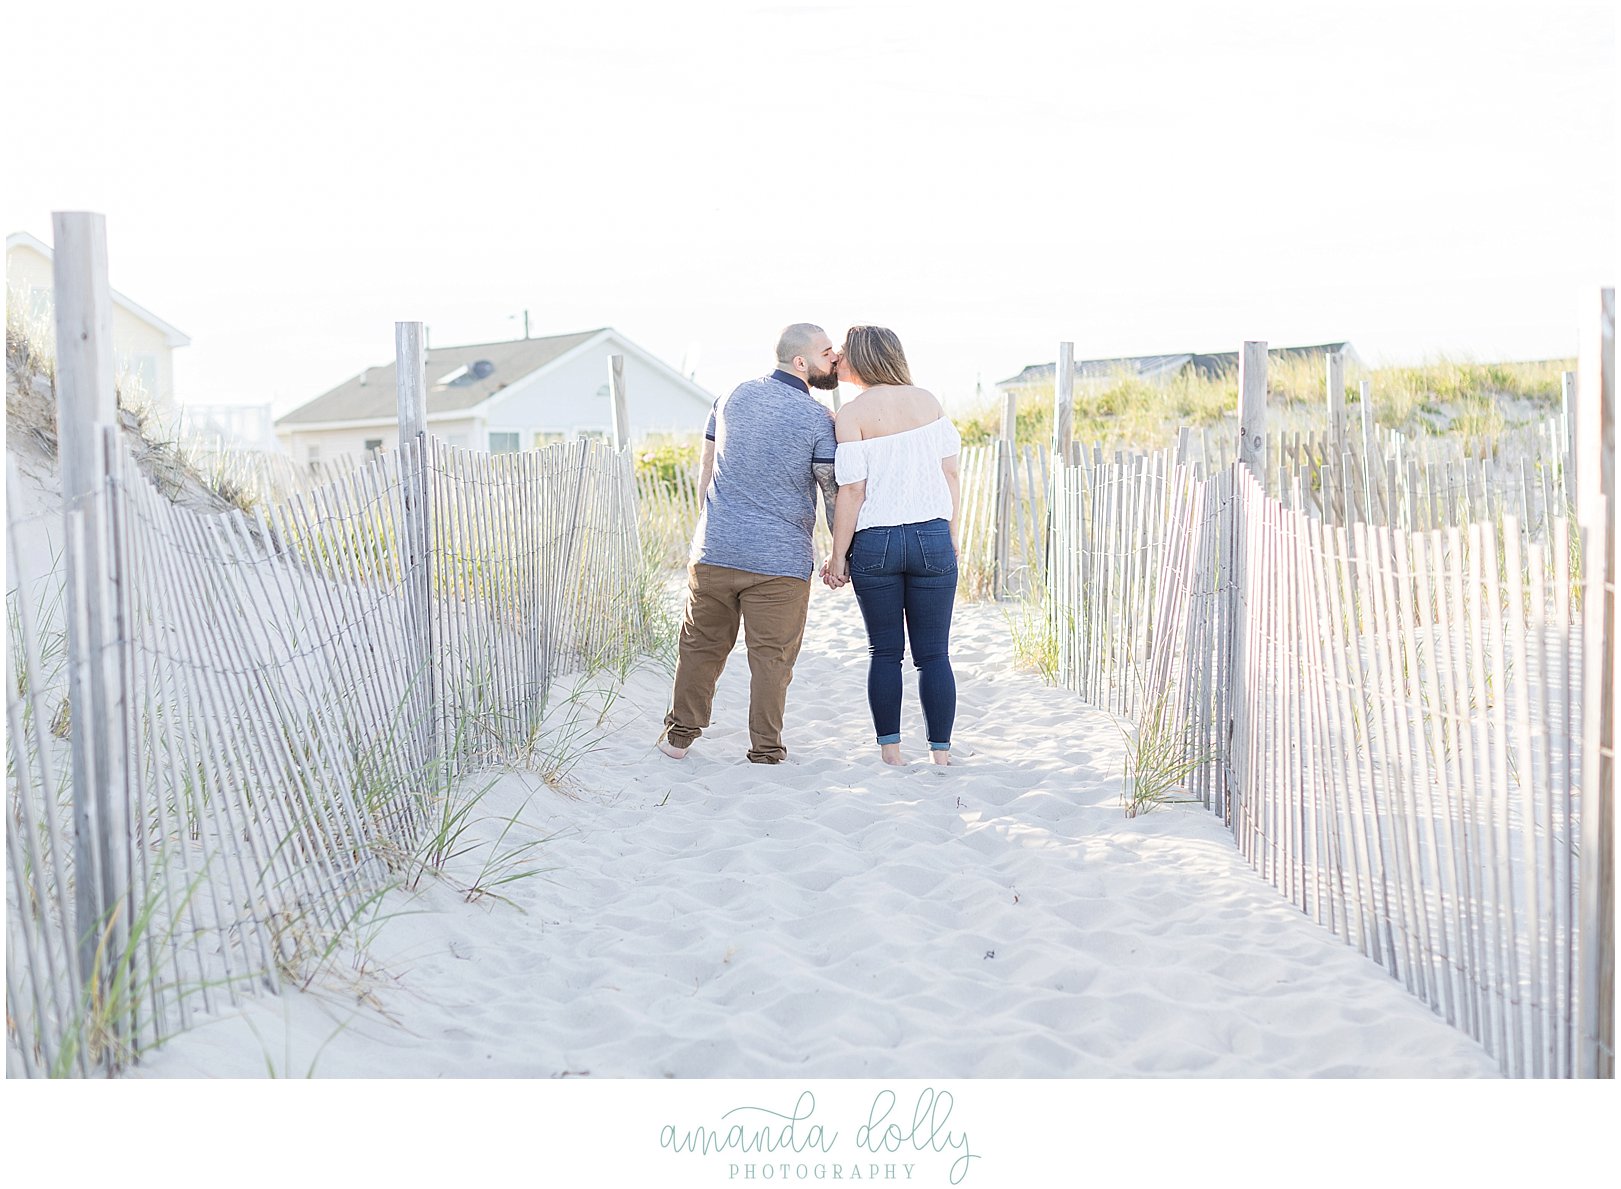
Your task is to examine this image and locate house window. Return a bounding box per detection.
[576,428,608,443]
[364,438,384,456]
[488,431,521,454]
[134,354,158,395]
[533,431,565,448]
[306,445,321,464]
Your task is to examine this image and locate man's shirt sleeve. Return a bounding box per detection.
[812,410,836,466]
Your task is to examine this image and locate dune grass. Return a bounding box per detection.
[957,355,1572,453]
[1120,683,1208,819]
[624,357,1569,468]
[7,296,269,515]
[1004,584,1058,684]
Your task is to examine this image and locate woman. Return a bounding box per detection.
[823,325,962,766]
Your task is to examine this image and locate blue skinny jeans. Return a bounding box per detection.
[847,518,957,750]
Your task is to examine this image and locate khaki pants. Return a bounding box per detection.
[664,563,812,763]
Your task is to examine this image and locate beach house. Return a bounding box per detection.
[6,230,192,406]
[276,327,715,462]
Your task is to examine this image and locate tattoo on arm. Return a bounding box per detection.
[813,462,838,533]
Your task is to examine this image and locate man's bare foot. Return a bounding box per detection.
[880,743,904,766]
[658,739,690,759]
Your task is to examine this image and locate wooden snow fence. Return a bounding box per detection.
[1045,328,1614,1080]
[954,441,1050,600]
[185,442,370,508]
[6,218,649,1076]
[1190,414,1571,538]
[1052,448,1599,1078]
[6,431,642,1076]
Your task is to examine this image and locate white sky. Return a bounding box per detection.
[5,0,1616,418]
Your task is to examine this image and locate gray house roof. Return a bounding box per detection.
[998,341,1358,390]
[278,329,607,427]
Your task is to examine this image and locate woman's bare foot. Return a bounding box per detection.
[657,739,690,759]
[931,750,952,766]
[880,743,905,766]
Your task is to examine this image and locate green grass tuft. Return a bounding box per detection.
[1119,684,1209,819]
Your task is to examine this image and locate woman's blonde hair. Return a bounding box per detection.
[843,325,912,387]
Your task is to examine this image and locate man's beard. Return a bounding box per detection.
[806,367,840,391]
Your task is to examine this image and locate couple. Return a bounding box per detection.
[657,323,962,768]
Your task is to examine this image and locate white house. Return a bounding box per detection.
[276,327,715,461]
[7,230,191,405]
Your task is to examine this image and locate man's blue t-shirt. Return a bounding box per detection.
[691,370,837,580]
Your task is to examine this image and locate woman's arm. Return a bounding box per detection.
[828,480,866,584]
[826,403,866,585]
[942,454,961,553]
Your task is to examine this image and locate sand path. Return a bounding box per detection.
[136,583,1499,1078]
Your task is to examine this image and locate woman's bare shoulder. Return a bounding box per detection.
[834,401,865,443]
[893,384,940,406]
[904,386,945,419]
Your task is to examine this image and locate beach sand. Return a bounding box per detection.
[132,581,1499,1079]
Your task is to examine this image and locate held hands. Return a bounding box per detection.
[820,554,850,590]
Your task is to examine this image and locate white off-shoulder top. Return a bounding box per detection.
[834,417,962,532]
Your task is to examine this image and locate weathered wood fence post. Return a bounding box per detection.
[1563,368,1579,511]
[607,352,643,640]
[1053,341,1074,466]
[994,389,1018,599]
[1326,350,1347,455]
[1221,342,1267,823]
[53,211,130,1055]
[1326,350,1346,520]
[1359,379,1376,523]
[1238,342,1268,483]
[395,322,436,771]
[1575,286,1615,1079]
[1047,342,1074,608]
[557,437,593,670]
[608,353,630,452]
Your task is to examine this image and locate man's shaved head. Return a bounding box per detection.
[775,323,827,367]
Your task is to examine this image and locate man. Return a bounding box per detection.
[658,323,841,764]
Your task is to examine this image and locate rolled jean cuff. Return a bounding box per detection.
[876,732,902,745]
[928,741,951,751]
